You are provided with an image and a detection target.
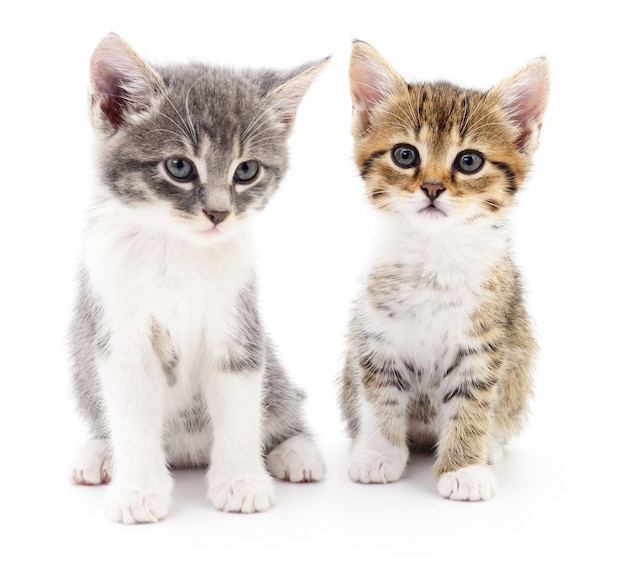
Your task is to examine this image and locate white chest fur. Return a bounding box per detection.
[82,198,256,384]
[361,215,510,374]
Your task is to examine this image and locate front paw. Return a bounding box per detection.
[104,485,172,524]
[267,435,326,482]
[437,465,497,501]
[208,472,275,514]
[349,448,407,484]
[72,439,112,485]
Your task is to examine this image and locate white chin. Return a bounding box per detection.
[190,229,230,244]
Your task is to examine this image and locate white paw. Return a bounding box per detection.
[349,448,407,484]
[104,485,172,524]
[437,465,497,501]
[208,472,276,513]
[267,435,326,482]
[72,439,112,485]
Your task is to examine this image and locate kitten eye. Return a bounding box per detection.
[164,157,196,181]
[454,151,485,174]
[234,160,260,184]
[392,145,420,168]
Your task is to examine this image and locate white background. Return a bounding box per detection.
[1,1,624,568]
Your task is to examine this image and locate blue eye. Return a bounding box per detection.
[392,145,420,168]
[164,157,196,181]
[454,151,484,174]
[234,160,260,183]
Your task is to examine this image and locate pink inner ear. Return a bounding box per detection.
[506,82,546,127]
[89,36,157,129]
[90,59,125,127]
[349,53,400,135]
[91,60,117,98]
[500,65,549,148]
[350,58,390,111]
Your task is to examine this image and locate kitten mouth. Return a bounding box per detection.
[193,225,220,235]
[419,204,447,217]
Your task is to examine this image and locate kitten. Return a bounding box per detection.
[340,41,549,500]
[70,34,328,523]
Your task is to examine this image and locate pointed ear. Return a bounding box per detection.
[349,41,406,136]
[89,33,163,130]
[492,58,550,152]
[266,57,330,131]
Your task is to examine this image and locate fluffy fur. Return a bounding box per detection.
[70,34,327,523]
[340,41,549,500]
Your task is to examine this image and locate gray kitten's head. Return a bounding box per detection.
[89,34,328,244]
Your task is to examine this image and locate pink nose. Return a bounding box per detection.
[421,183,445,201]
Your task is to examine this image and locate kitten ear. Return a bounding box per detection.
[89,33,163,130]
[349,41,406,136]
[266,58,330,131]
[492,58,550,152]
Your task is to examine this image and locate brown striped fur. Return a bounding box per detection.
[340,41,549,499]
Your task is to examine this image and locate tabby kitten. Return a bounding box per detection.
[70,34,327,523]
[340,41,549,500]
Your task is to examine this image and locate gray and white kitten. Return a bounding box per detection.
[70,34,327,523]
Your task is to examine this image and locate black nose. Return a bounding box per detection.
[421,183,445,201]
[203,209,230,226]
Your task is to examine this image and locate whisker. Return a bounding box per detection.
[460,92,469,136]
[407,84,421,129]
[241,110,272,142]
[154,109,194,144]
[458,195,507,212]
[138,128,189,147]
[375,109,416,134]
[462,92,490,128]
[463,125,510,145]
[183,76,205,146]
[246,135,285,152]
[349,79,417,133]
[244,122,280,145]
[389,98,418,133]
[462,100,503,139]
[163,93,190,132]
[241,98,289,143]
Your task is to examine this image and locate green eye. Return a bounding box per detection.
[234,160,260,184]
[454,151,484,174]
[164,157,196,181]
[392,144,420,168]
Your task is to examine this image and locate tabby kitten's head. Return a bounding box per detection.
[89,34,327,244]
[349,41,549,228]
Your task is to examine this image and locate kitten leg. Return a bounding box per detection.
[349,389,410,484]
[72,438,112,485]
[486,438,504,464]
[98,344,173,523]
[267,434,325,482]
[204,369,275,514]
[435,364,499,501]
